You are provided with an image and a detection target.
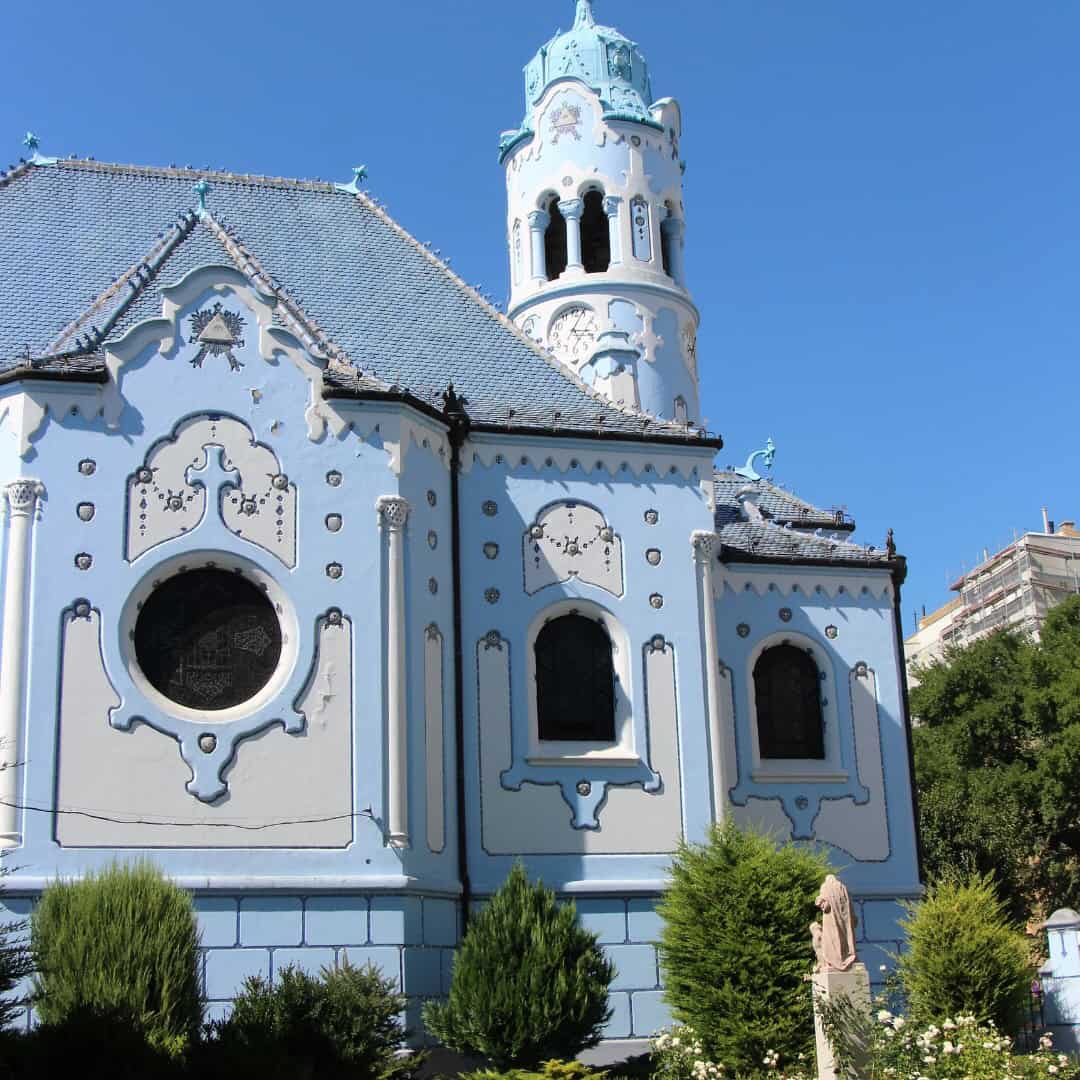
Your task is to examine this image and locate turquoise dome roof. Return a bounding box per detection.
[501,1,658,158]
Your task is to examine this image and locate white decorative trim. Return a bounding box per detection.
[0,387,105,459]
[716,565,895,602]
[377,495,411,848]
[523,502,624,597]
[0,479,44,846]
[324,405,451,477]
[692,530,728,823]
[424,625,446,853]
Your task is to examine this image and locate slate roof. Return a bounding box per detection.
[0,158,715,442]
[713,471,854,531]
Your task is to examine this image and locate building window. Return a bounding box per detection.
[581,190,611,274]
[753,644,825,759]
[133,568,282,711]
[544,197,568,281]
[660,201,675,277]
[535,614,616,741]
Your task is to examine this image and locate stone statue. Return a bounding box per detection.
[810,875,858,973]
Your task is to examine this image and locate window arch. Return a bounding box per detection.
[580,190,611,274]
[753,644,825,759]
[535,614,616,742]
[660,201,676,278]
[544,196,568,281]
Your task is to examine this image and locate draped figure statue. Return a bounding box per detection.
[810,874,859,973]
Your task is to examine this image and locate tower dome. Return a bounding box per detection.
[500,0,701,423]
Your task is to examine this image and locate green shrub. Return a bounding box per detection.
[209,957,412,1080]
[0,854,33,1030]
[897,873,1032,1033]
[461,1060,607,1080]
[423,862,614,1068]
[30,860,201,1055]
[656,822,830,1072]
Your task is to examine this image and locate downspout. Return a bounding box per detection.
[890,555,926,883]
[442,385,473,928]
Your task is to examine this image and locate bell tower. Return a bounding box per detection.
[501,0,700,422]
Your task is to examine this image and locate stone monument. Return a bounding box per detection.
[810,875,871,1079]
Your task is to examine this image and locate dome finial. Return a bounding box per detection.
[573,0,596,29]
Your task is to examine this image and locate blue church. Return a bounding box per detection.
[0,0,920,1040]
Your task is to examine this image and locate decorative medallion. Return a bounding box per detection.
[483,542,499,560]
[779,608,793,623]
[521,315,541,343]
[649,593,664,610]
[737,623,751,638]
[484,630,503,649]
[327,609,344,627]
[73,599,92,620]
[549,103,582,144]
[631,135,642,147]
[198,734,218,755]
[644,509,659,525]
[795,796,810,811]
[485,588,501,605]
[326,563,343,580]
[74,553,93,571]
[682,325,698,377]
[188,302,246,372]
[76,502,96,522]
[826,626,839,640]
[429,578,439,595]
[649,635,667,653]
[646,549,662,566]
[327,471,343,487]
[608,43,631,79]
[428,531,438,550]
[326,514,343,533]
[78,459,97,477]
[854,660,868,678]
[427,490,437,507]
[482,500,498,517]
[576,780,592,797]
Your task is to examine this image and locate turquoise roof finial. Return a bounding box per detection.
[574,0,596,28]
[733,437,777,482]
[334,165,369,196]
[193,179,211,216]
[22,132,39,154]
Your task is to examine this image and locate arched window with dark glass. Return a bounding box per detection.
[753,644,825,759]
[535,614,616,742]
[544,197,568,281]
[581,190,611,274]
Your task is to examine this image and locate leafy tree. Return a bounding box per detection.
[423,862,614,1068]
[910,595,1080,923]
[656,822,830,1072]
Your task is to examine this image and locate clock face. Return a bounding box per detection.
[548,306,599,366]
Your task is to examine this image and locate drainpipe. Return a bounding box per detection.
[442,385,473,928]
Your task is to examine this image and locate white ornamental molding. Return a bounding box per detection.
[523,502,623,597]
[376,495,411,532]
[715,566,895,602]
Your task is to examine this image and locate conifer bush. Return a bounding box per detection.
[423,862,614,1068]
[657,822,830,1072]
[30,861,202,1055]
[0,854,33,1031]
[897,873,1032,1033]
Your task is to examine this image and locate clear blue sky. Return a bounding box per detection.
[4,1,1078,631]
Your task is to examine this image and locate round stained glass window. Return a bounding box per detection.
[133,569,282,711]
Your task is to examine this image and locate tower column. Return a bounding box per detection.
[692,530,727,825]
[559,198,585,271]
[377,495,411,849]
[603,195,623,266]
[0,479,44,848]
[527,210,550,282]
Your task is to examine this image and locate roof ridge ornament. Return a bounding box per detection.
[334,165,368,196]
[193,179,210,217]
[573,0,596,29]
[733,436,777,482]
[22,131,58,167]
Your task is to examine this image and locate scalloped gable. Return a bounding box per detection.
[0,159,706,440]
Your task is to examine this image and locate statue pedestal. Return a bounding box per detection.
[811,964,871,1080]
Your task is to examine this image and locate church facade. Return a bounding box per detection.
[0,0,920,1039]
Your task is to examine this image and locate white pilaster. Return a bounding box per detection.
[377,495,411,849]
[527,210,550,282]
[559,198,585,271]
[692,530,727,824]
[603,195,624,266]
[0,480,44,848]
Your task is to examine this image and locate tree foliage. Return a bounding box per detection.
[910,595,1080,923]
[423,862,614,1069]
[656,822,830,1073]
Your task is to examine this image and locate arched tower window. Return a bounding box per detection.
[753,644,825,759]
[660,201,676,278]
[544,197,568,281]
[535,614,616,741]
[581,190,611,274]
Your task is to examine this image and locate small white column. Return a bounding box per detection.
[527,209,550,282]
[603,195,624,266]
[0,480,44,848]
[377,495,411,849]
[692,530,726,824]
[559,197,585,271]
